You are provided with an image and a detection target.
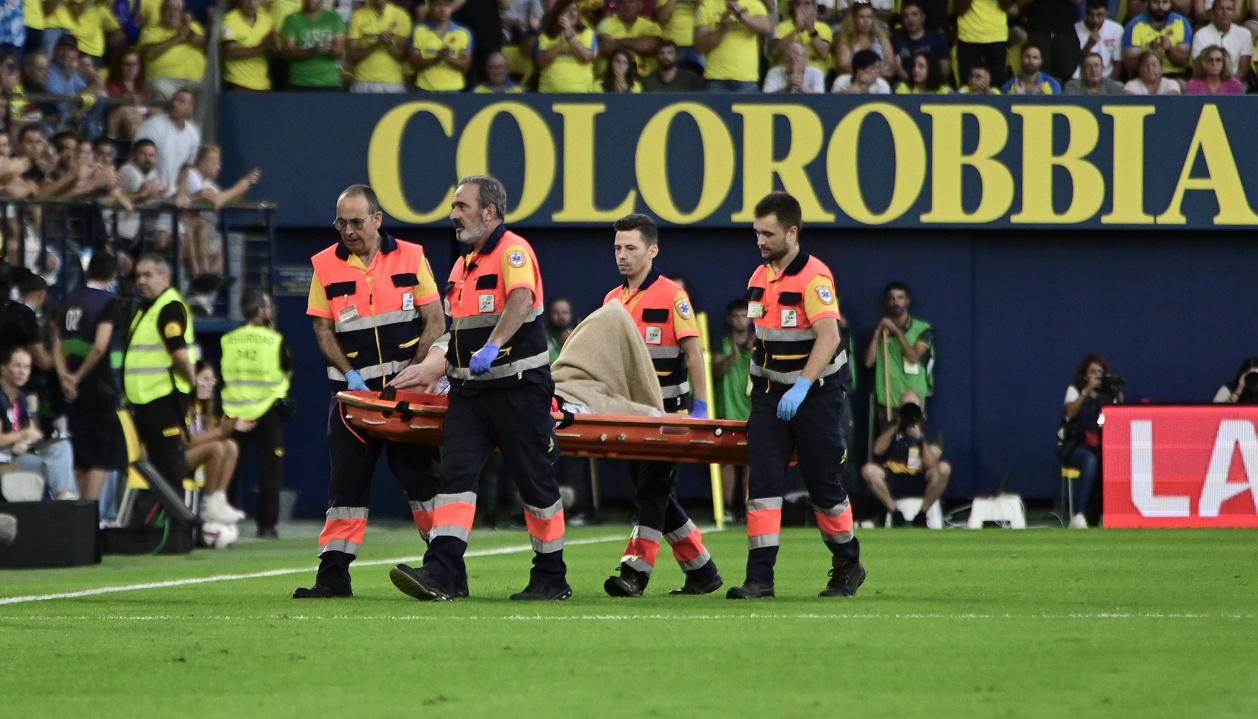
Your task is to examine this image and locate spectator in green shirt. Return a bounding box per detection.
[863,280,934,431]
[281,0,347,89]
[545,296,574,364]
[713,298,752,522]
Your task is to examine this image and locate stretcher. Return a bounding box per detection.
[336,390,750,465]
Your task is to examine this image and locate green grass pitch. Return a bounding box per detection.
[2,525,1255,718]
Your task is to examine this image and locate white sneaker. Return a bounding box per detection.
[222,499,246,522]
[1069,513,1088,529]
[202,493,243,523]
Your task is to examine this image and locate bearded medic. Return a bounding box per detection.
[726,192,867,600]
[601,213,723,598]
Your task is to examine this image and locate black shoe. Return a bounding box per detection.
[292,584,351,599]
[453,578,470,599]
[256,527,279,539]
[670,571,724,596]
[604,568,647,598]
[725,580,774,599]
[889,510,908,527]
[389,563,452,602]
[510,579,573,601]
[820,559,867,597]
[911,512,929,528]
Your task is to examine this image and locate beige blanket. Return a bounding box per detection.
[552,300,664,416]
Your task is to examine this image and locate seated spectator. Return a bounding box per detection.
[0,346,77,500]
[50,0,124,65]
[1190,0,1251,83]
[863,280,934,430]
[641,39,703,90]
[1190,0,1242,26]
[1122,0,1192,78]
[895,49,951,93]
[536,0,597,92]
[596,0,662,78]
[959,63,1001,93]
[135,88,200,198]
[1074,0,1123,81]
[694,0,770,92]
[1058,354,1122,528]
[106,49,153,141]
[1064,52,1125,93]
[280,0,347,90]
[473,51,524,92]
[16,124,79,202]
[831,47,892,92]
[139,0,208,101]
[763,39,825,92]
[347,0,413,93]
[600,46,643,91]
[222,0,276,91]
[1214,357,1258,403]
[833,1,893,77]
[410,0,472,92]
[501,0,544,83]
[860,392,949,528]
[44,37,92,133]
[1001,42,1062,93]
[68,135,126,203]
[1185,46,1244,93]
[176,144,261,283]
[0,132,36,198]
[186,361,248,524]
[1123,49,1182,93]
[956,0,1014,87]
[891,0,949,84]
[116,139,171,254]
[1024,0,1081,83]
[774,0,833,77]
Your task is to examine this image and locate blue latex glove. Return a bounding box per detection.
[689,399,709,419]
[776,377,813,421]
[469,343,501,376]
[344,369,369,391]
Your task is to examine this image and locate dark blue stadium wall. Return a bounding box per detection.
[221,94,1258,518]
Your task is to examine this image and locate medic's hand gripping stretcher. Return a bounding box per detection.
[336,390,750,465]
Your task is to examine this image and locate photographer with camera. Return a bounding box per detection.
[1058,353,1124,529]
[860,391,950,528]
[1213,358,1258,404]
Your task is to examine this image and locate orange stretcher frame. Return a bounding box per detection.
[336,390,750,465]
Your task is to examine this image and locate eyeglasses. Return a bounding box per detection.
[333,217,372,231]
[1205,56,1224,63]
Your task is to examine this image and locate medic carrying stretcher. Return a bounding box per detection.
[337,300,750,466]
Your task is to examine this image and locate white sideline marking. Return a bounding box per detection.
[0,533,631,606]
[4,612,1253,622]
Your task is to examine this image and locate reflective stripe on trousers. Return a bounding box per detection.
[318,506,368,556]
[749,349,848,386]
[410,498,436,542]
[447,350,550,381]
[746,496,783,549]
[665,519,711,571]
[814,500,855,544]
[430,492,477,543]
[620,525,662,575]
[524,498,565,553]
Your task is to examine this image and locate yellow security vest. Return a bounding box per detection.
[124,287,197,404]
[220,324,289,420]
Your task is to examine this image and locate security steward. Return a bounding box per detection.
[220,288,292,539]
[727,192,867,600]
[123,253,197,497]
[389,174,570,602]
[294,184,446,599]
[601,213,723,598]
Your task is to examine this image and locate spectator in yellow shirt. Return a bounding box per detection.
[139,0,208,100]
[347,0,413,92]
[222,0,275,91]
[49,0,124,65]
[536,0,596,92]
[774,0,832,75]
[694,0,770,91]
[956,0,1014,86]
[595,0,662,78]
[473,50,524,92]
[410,0,472,92]
[656,0,702,72]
